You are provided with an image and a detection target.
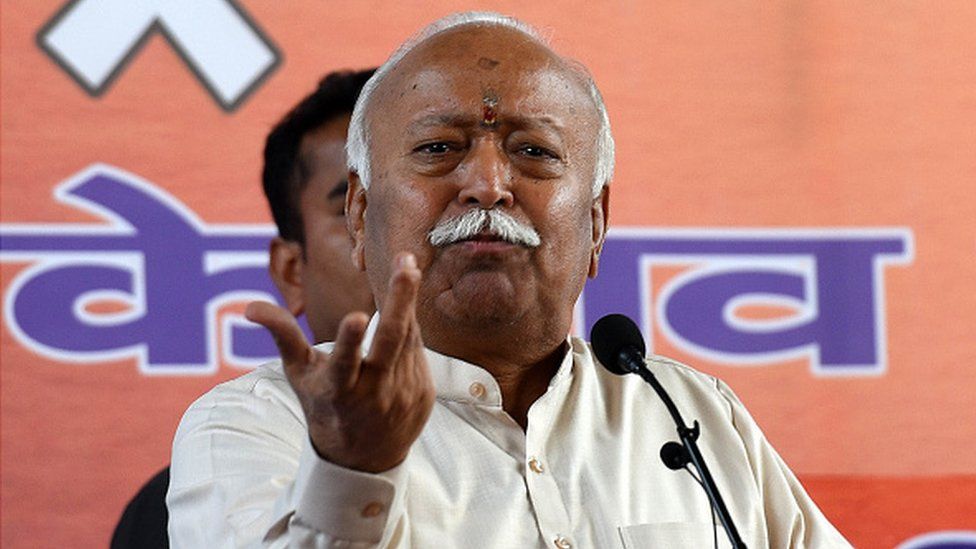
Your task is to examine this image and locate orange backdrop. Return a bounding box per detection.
[2,2,975,547]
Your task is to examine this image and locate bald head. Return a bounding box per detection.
[346,12,614,196]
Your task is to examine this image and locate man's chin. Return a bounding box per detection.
[434,274,525,325]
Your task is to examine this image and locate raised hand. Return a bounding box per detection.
[245,252,435,473]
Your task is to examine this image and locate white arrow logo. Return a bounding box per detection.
[37,0,281,111]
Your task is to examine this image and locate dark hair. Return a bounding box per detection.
[262,68,375,244]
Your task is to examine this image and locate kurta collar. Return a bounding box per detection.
[361,313,576,408]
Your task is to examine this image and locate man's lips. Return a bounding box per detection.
[466,233,507,242]
[448,232,518,252]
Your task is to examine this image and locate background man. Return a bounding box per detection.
[112,69,375,549]
[170,13,850,547]
[262,68,377,343]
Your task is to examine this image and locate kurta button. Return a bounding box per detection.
[528,457,545,474]
[469,382,486,399]
[361,501,384,518]
[553,535,572,548]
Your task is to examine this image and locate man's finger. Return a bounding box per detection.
[245,301,312,375]
[396,318,427,388]
[366,253,421,369]
[330,311,370,389]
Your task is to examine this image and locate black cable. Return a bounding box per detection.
[679,463,718,549]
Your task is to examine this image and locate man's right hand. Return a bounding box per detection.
[245,252,435,473]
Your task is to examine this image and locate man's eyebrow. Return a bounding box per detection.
[327,179,348,200]
[408,113,475,131]
[407,113,566,132]
[517,115,565,132]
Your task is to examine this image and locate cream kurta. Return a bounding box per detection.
[168,318,851,548]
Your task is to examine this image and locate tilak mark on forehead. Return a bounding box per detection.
[477,57,500,70]
[482,88,499,128]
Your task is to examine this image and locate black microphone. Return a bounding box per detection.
[590,314,747,549]
[660,441,691,471]
[590,314,691,431]
[590,314,646,375]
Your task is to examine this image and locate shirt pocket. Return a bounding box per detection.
[617,522,740,549]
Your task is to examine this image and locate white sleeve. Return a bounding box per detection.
[715,379,853,548]
[167,369,409,548]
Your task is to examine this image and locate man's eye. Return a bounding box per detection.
[518,145,558,160]
[414,142,453,155]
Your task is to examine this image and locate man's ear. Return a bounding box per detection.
[268,237,306,315]
[346,171,368,272]
[588,185,611,279]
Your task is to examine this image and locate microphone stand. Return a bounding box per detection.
[617,348,747,549]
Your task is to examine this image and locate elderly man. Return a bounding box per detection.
[169,12,851,548]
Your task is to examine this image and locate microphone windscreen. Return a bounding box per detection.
[660,441,690,470]
[590,314,647,375]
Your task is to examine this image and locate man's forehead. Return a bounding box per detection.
[372,25,595,123]
[412,24,557,68]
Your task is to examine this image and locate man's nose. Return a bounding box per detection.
[457,141,514,209]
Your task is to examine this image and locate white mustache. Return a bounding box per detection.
[428,209,541,248]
